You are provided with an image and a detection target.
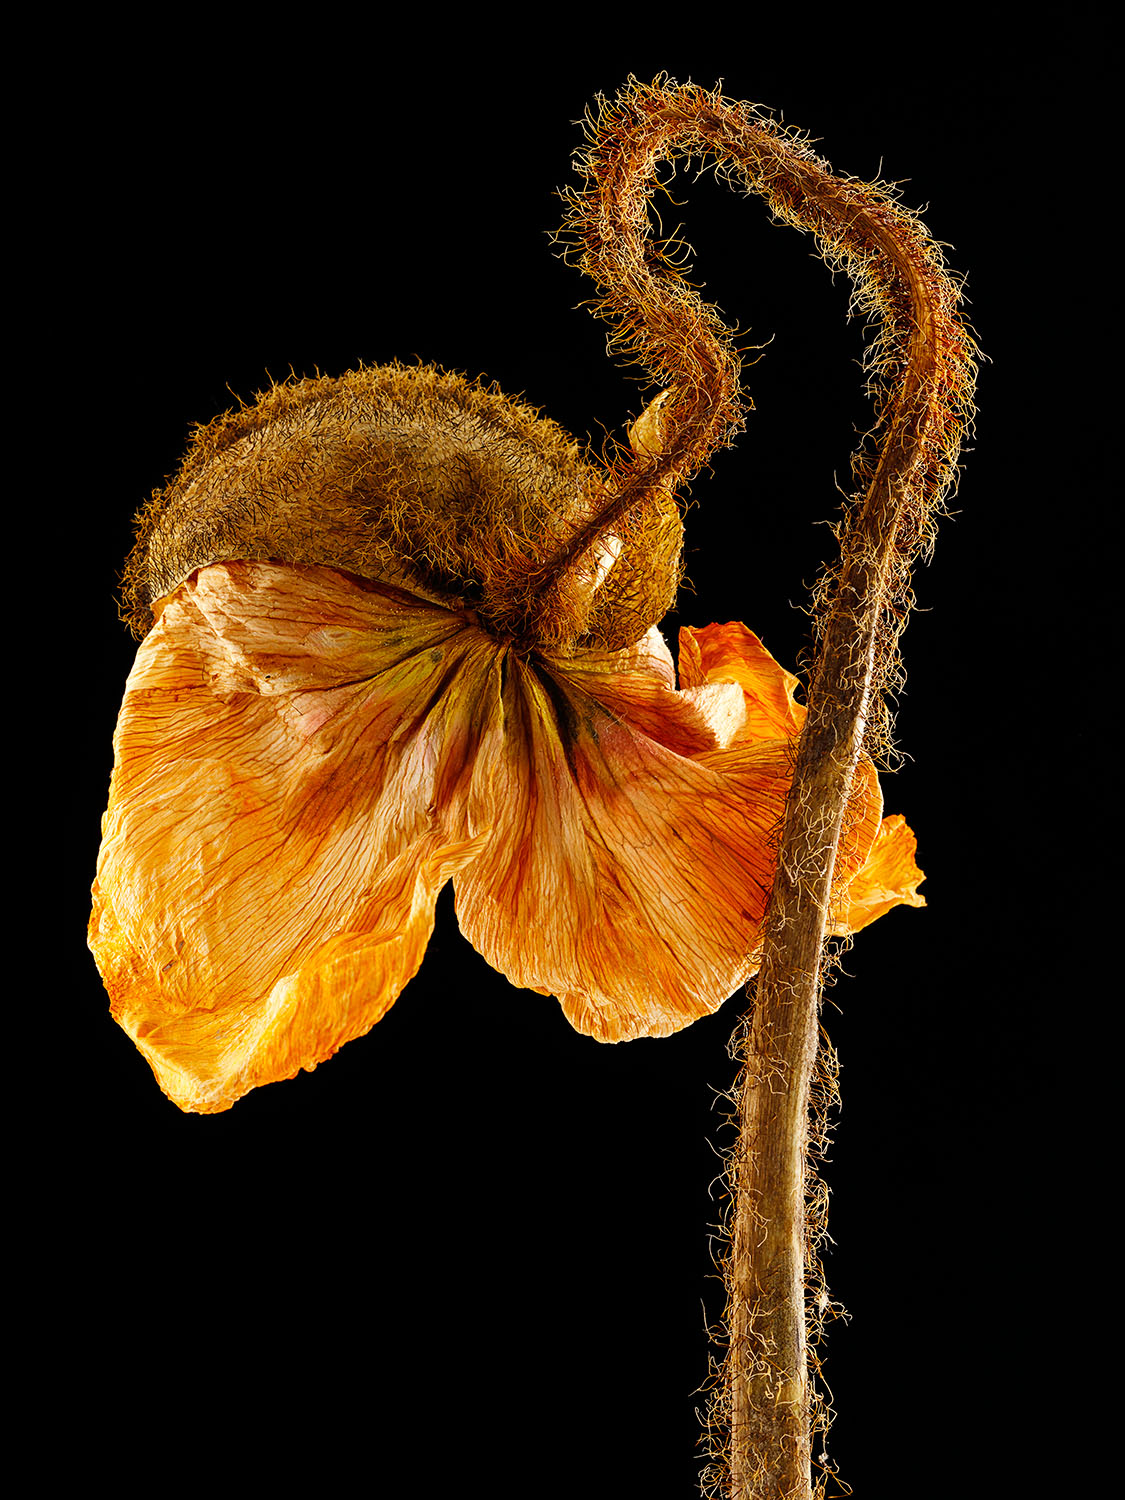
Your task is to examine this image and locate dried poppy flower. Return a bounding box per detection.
[89,363,923,1114]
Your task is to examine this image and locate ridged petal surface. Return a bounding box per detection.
[90,563,495,1112]
[90,564,924,1110]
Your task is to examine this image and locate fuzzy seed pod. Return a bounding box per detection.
[121,361,683,653]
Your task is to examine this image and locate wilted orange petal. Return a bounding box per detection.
[680,622,920,942]
[91,567,924,1105]
[455,623,881,1042]
[678,621,806,741]
[455,661,786,1041]
[833,812,926,935]
[89,562,495,1113]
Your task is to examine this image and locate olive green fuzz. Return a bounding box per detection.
[122,362,684,655]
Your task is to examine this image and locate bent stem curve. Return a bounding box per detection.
[562,77,977,1498]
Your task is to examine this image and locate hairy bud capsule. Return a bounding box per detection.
[122,361,683,653]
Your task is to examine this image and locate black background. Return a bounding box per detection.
[44,24,1093,1499]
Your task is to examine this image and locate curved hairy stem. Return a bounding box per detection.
[561,77,977,1498]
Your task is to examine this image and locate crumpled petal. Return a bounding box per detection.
[831,812,926,934]
[90,562,925,1109]
[678,620,805,741]
[454,621,888,1042]
[90,562,496,1112]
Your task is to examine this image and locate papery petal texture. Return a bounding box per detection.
[90,563,924,1111]
[454,651,791,1040]
[90,562,496,1112]
[831,813,926,934]
[456,620,887,1041]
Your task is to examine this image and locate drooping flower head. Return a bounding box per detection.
[90,363,923,1113]
[88,68,978,1115]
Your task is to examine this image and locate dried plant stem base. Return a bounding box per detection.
[726,628,881,1500]
[729,973,821,1496]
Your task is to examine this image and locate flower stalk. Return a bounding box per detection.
[561,77,977,1497]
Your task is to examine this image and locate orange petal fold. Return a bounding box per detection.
[90,563,496,1112]
[90,564,924,1111]
[831,812,926,934]
[457,621,886,1042]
